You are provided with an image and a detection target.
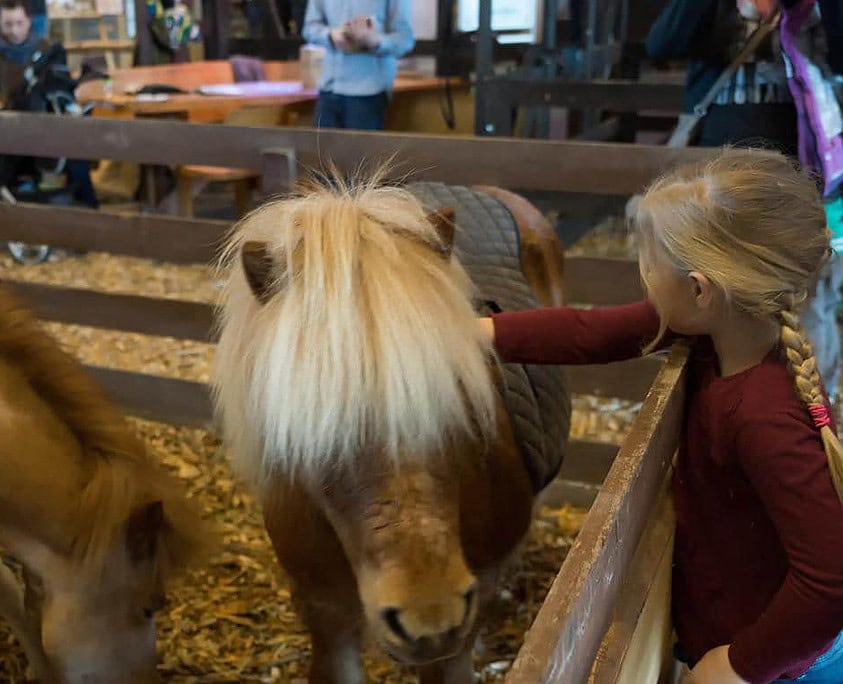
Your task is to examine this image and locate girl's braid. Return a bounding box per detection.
[779,307,843,503]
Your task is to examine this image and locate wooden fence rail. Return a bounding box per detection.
[0,202,227,264]
[0,112,714,195]
[0,112,694,681]
[507,343,687,683]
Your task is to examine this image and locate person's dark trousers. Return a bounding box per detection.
[66,160,99,209]
[698,103,799,157]
[314,91,388,130]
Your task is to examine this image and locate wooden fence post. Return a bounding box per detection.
[260,148,298,199]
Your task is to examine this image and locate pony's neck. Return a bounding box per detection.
[0,356,92,560]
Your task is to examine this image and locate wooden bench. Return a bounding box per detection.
[175,104,286,218]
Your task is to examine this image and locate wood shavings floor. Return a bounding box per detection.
[0,244,639,682]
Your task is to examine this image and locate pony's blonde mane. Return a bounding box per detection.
[213,173,498,483]
[0,287,206,574]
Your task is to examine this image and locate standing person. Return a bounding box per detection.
[302,0,414,130]
[646,0,843,399]
[479,149,843,684]
[0,0,98,209]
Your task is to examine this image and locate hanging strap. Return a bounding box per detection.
[694,10,782,118]
[667,10,781,148]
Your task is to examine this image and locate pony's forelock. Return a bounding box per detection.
[212,173,499,485]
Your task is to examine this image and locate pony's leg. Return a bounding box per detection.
[417,651,474,684]
[298,592,364,684]
[261,485,365,683]
[0,562,53,682]
[416,631,476,684]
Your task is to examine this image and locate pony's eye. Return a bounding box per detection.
[142,607,154,620]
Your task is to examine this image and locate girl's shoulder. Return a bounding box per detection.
[688,339,823,433]
[729,356,832,445]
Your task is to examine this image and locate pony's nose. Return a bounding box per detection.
[379,584,478,663]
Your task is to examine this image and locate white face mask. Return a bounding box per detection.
[737,0,762,21]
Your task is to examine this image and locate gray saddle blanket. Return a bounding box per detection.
[408,182,571,492]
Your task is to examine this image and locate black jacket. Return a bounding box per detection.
[646,0,843,111]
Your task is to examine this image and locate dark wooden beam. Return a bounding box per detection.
[0,203,227,264]
[567,357,662,401]
[564,256,644,305]
[84,364,624,492]
[87,366,215,427]
[507,343,687,683]
[203,0,231,60]
[133,0,153,65]
[0,112,715,195]
[0,201,645,306]
[576,116,622,143]
[9,282,216,341]
[557,439,618,486]
[479,79,685,113]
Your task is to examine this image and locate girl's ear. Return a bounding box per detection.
[688,271,715,309]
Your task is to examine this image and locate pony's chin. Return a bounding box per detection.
[379,639,464,667]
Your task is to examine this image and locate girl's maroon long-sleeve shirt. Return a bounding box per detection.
[492,300,843,684]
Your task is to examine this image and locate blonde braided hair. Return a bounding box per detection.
[634,148,843,505]
[779,308,843,501]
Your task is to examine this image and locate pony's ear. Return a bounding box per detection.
[427,207,456,258]
[125,500,166,563]
[241,240,278,305]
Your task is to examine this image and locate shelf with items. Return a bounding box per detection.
[46,0,133,71]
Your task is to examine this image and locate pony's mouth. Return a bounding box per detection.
[380,637,464,666]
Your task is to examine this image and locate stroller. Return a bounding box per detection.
[0,43,104,264]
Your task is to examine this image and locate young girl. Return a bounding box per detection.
[479,150,843,684]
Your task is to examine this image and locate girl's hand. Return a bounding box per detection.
[680,646,748,684]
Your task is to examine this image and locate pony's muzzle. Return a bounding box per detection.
[378,583,478,664]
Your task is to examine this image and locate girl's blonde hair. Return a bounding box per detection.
[635,149,843,504]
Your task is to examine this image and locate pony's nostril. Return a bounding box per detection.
[382,607,412,643]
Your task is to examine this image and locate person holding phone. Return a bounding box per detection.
[302,0,414,130]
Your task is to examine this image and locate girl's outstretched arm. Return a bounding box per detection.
[481,299,664,366]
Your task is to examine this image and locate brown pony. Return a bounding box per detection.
[212,176,566,683]
[0,285,209,683]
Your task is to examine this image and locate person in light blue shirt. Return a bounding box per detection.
[303,0,414,130]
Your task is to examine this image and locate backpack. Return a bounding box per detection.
[780,0,843,197]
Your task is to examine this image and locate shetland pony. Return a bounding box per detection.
[0,286,208,683]
[213,176,566,683]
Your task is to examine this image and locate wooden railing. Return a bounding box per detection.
[0,113,693,681]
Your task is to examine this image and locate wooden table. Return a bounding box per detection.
[77,60,472,131]
[80,59,474,208]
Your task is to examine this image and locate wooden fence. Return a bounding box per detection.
[0,113,693,682]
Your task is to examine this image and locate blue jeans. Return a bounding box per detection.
[66,159,99,209]
[314,91,388,130]
[774,631,843,683]
[676,633,843,683]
